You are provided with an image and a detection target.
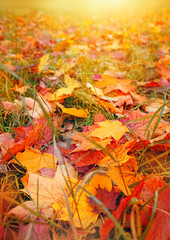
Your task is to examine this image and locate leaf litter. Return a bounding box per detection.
[0,7,170,240]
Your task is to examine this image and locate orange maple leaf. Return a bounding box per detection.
[57,103,89,118]
[98,141,134,166]
[2,124,44,163]
[155,56,170,80]
[89,120,129,140]
[52,173,118,228]
[10,147,58,172]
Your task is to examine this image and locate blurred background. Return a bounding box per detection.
[0,0,170,16]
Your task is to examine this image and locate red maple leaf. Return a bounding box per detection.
[99,178,145,240]
[87,185,119,214]
[2,124,44,163]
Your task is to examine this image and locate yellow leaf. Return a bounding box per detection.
[21,164,77,208]
[52,173,114,228]
[64,75,80,88]
[12,85,31,94]
[44,75,80,101]
[57,103,89,118]
[63,107,89,118]
[89,120,129,140]
[86,83,104,96]
[55,76,80,98]
[107,158,141,196]
[10,147,58,172]
[38,54,49,74]
[54,87,74,98]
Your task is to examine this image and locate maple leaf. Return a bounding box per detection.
[1,101,19,112]
[38,54,49,74]
[18,218,51,240]
[95,74,118,88]
[6,200,54,222]
[99,178,145,240]
[120,109,169,140]
[57,103,89,118]
[138,176,170,240]
[87,185,119,214]
[70,140,117,167]
[52,178,99,228]
[20,94,52,119]
[104,79,136,95]
[11,85,31,94]
[89,120,129,140]
[98,141,134,166]
[52,173,117,228]
[108,158,141,191]
[47,75,81,101]
[0,133,15,156]
[2,124,44,163]
[21,164,77,208]
[72,131,112,152]
[98,145,141,196]
[155,56,170,80]
[10,147,58,172]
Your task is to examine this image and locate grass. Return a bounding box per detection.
[0,7,170,240]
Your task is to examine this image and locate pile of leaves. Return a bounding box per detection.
[0,8,169,240]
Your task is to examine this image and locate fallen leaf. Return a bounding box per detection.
[6,200,54,221]
[0,133,15,156]
[21,94,52,118]
[10,147,58,172]
[38,54,49,74]
[12,85,31,94]
[18,218,51,240]
[58,103,89,118]
[2,124,44,163]
[98,141,134,166]
[87,184,119,214]
[21,171,65,208]
[1,101,19,112]
[155,56,170,80]
[145,99,169,114]
[104,79,136,95]
[95,74,118,88]
[139,176,170,240]
[86,82,104,96]
[52,173,117,228]
[89,120,129,140]
[120,109,169,140]
[99,178,145,240]
[72,132,112,152]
